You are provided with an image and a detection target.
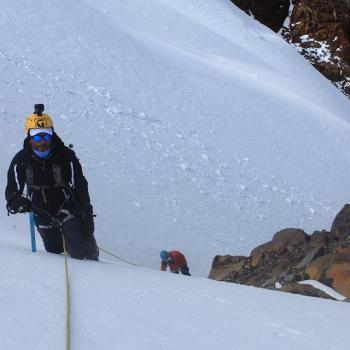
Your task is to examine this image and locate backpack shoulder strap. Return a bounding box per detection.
[24,163,65,188]
[25,165,34,186]
[52,163,65,186]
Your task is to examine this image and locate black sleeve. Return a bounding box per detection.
[69,151,91,207]
[5,152,26,204]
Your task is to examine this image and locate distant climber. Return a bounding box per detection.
[160,250,191,276]
[5,104,99,260]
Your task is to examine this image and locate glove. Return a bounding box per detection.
[8,196,32,214]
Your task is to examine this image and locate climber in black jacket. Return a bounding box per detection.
[5,104,99,260]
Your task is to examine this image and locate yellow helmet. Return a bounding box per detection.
[25,112,54,134]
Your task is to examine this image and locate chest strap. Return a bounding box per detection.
[25,163,65,188]
[25,164,70,204]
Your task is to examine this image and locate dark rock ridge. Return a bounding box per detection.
[209,204,350,300]
[232,0,290,32]
[230,0,350,97]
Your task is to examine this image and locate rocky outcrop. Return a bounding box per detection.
[304,254,350,297]
[231,0,350,97]
[208,255,248,280]
[280,282,336,299]
[231,0,290,32]
[209,204,350,300]
[330,203,350,240]
[287,0,350,96]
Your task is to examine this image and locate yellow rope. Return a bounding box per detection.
[98,246,137,266]
[59,241,134,350]
[62,235,71,350]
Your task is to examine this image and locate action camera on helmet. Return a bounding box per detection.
[34,104,45,116]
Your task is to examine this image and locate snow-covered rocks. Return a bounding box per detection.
[209,204,350,300]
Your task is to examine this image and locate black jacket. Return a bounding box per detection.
[5,133,91,215]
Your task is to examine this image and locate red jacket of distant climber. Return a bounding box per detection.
[160,250,188,272]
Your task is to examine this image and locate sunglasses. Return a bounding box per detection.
[31,134,52,142]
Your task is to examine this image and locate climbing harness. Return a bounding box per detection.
[25,163,70,204]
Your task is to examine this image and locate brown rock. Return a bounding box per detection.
[250,250,264,267]
[333,246,350,255]
[208,255,248,280]
[327,263,350,298]
[209,205,350,300]
[272,228,309,245]
[231,0,290,32]
[252,239,285,256]
[260,264,290,288]
[329,237,350,255]
[305,254,350,297]
[305,254,334,280]
[330,204,350,240]
[252,228,308,256]
[295,246,324,269]
[230,0,350,97]
[309,230,329,247]
[286,0,350,97]
[280,282,336,300]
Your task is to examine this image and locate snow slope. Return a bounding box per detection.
[1,0,350,276]
[1,1,350,349]
[1,227,349,350]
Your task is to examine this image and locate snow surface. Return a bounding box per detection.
[1,1,350,347]
[2,0,350,275]
[299,280,346,301]
[1,226,349,350]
